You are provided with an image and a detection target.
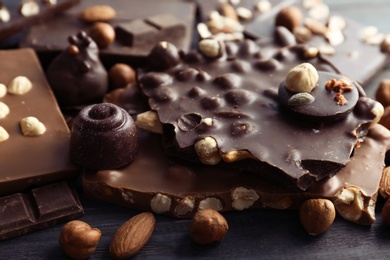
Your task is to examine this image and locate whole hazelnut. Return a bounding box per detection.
[299,199,336,236]
[285,63,319,93]
[88,22,115,49]
[189,209,228,244]
[59,220,102,259]
[275,6,303,31]
[108,63,136,89]
[376,79,390,108]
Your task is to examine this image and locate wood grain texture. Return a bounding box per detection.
[1,0,390,259]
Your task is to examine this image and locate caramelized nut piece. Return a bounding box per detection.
[189,209,228,245]
[135,110,163,134]
[194,136,221,165]
[0,101,9,119]
[0,126,9,142]
[20,116,46,136]
[7,76,32,95]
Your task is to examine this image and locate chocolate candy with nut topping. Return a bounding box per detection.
[0,48,78,196]
[83,124,389,224]
[197,0,390,85]
[46,31,109,109]
[137,40,381,190]
[70,103,138,170]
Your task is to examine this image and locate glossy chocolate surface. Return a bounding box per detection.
[0,181,83,240]
[0,48,78,196]
[0,0,80,40]
[83,124,389,224]
[138,40,379,190]
[19,0,195,68]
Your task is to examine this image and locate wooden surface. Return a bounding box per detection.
[2,0,390,259]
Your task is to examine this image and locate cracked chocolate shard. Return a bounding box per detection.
[136,40,382,190]
[0,181,83,240]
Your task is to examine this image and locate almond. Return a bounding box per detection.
[78,5,116,23]
[109,212,156,259]
[299,198,335,236]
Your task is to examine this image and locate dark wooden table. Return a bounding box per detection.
[2,0,390,259]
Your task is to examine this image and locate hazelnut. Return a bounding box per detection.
[285,63,319,93]
[0,101,9,119]
[108,63,136,89]
[0,126,9,142]
[88,22,115,49]
[59,220,102,259]
[299,199,336,236]
[0,83,6,97]
[20,116,46,136]
[376,79,390,108]
[379,106,390,130]
[198,38,222,59]
[189,209,228,244]
[275,6,303,31]
[382,198,390,227]
[7,75,32,95]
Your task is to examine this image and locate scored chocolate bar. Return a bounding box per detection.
[19,0,195,68]
[197,0,390,84]
[0,48,78,196]
[83,124,390,225]
[136,40,381,190]
[0,0,80,40]
[0,181,83,240]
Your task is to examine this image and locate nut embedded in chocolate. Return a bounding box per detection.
[148,41,180,71]
[70,103,138,170]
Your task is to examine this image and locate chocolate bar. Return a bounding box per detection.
[0,0,80,40]
[83,124,389,224]
[0,181,83,240]
[136,40,381,190]
[19,0,195,68]
[196,0,390,84]
[0,48,78,196]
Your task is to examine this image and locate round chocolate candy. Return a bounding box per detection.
[148,41,180,71]
[70,103,138,170]
[278,71,359,122]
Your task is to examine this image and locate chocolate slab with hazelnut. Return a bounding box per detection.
[0,48,78,196]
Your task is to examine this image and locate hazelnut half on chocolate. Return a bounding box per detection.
[70,103,138,170]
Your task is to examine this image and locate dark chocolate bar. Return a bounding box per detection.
[19,0,195,68]
[83,124,390,224]
[136,40,380,190]
[0,48,79,196]
[0,181,83,240]
[0,0,80,40]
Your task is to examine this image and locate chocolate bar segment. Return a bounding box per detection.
[0,48,78,196]
[0,0,80,40]
[0,181,83,240]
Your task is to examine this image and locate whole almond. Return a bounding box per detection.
[299,199,335,236]
[78,5,116,23]
[109,212,156,259]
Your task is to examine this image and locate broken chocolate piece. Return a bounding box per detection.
[0,181,83,240]
[137,40,380,190]
[0,48,78,196]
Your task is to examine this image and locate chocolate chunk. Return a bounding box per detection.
[0,48,78,196]
[83,125,389,225]
[0,0,80,41]
[19,0,195,68]
[116,20,159,47]
[138,40,380,190]
[0,181,83,240]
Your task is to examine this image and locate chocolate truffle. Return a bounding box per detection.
[70,103,138,170]
[46,31,109,109]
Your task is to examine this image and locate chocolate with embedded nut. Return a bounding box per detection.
[0,48,78,196]
[0,181,83,240]
[137,40,380,190]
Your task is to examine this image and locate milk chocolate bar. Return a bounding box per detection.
[197,0,390,84]
[0,181,83,240]
[0,0,80,40]
[83,124,389,224]
[137,40,380,190]
[0,48,78,196]
[19,0,195,68]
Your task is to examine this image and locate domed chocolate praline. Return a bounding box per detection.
[70,103,138,170]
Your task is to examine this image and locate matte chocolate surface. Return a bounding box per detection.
[138,40,379,190]
[20,0,195,67]
[0,0,80,40]
[197,0,390,84]
[0,48,78,196]
[0,181,83,240]
[83,124,389,224]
